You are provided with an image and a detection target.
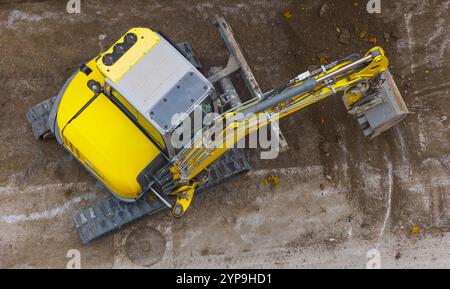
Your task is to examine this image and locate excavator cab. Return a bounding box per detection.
[97,28,216,156]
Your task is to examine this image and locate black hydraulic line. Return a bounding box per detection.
[260,81,294,100]
[242,78,317,115]
[61,92,101,136]
[261,54,361,101]
[157,31,189,59]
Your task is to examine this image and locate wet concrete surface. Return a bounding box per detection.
[0,0,449,268]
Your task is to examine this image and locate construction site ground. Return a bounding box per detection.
[1,0,449,268]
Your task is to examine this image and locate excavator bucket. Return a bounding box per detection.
[348,70,409,139]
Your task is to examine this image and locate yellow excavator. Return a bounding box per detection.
[27,17,408,243]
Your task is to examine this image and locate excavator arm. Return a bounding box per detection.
[170,21,408,217]
[173,47,405,180]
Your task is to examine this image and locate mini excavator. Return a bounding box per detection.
[27,17,408,243]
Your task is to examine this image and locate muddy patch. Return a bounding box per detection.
[125,227,166,267]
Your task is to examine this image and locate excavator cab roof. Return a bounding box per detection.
[97,28,215,135]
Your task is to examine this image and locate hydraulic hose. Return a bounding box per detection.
[242,78,317,115]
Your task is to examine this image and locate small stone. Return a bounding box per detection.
[390,31,400,40]
[319,3,330,18]
[338,29,351,44]
[320,141,332,154]
[326,174,333,181]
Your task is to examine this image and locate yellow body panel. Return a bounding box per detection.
[62,94,161,199]
[56,60,105,127]
[96,28,160,83]
[57,60,162,200]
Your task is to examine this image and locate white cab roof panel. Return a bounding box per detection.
[107,35,213,133]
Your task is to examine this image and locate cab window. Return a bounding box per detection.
[110,89,166,150]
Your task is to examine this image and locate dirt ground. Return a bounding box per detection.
[0,0,449,268]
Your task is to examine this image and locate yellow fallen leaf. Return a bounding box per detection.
[264,175,280,190]
[360,31,367,38]
[283,10,293,20]
[368,35,377,44]
[411,225,421,234]
[319,55,329,65]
